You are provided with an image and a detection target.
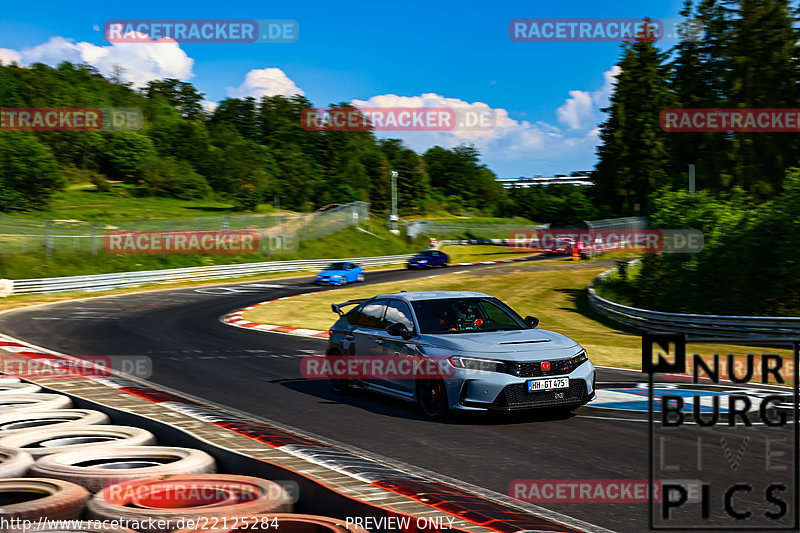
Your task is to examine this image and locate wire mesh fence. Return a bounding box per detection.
[0,202,370,257]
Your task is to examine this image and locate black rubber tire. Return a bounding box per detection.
[417,379,450,420]
[326,351,352,395]
[30,446,216,492]
[0,394,72,412]
[87,474,292,533]
[0,478,89,519]
[0,409,110,437]
[0,383,41,395]
[0,448,34,478]
[0,426,156,458]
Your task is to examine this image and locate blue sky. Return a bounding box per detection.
[0,0,686,177]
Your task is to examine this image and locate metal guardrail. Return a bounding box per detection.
[8,254,412,295]
[588,267,800,338]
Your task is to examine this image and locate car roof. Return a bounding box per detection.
[373,290,491,302]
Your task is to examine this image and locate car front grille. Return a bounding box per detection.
[505,359,571,377]
[492,380,587,409]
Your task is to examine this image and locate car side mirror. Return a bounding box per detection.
[525,316,539,328]
[386,322,412,339]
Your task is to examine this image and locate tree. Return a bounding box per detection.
[143,79,206,120]
[395,149,429,214]
[594,32,675,214]
[0,133,64,210]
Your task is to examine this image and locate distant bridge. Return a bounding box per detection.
[497,175,594,188]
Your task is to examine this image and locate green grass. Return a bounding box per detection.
[439,244,540,264]
[19,184,286,222]
[0,224,427,279]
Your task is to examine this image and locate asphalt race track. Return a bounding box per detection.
[0,262,795,533]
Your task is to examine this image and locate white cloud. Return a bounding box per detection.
[201,99,218,113]
[351,67,618,176]
[226,68,304,99]
[0,36,194,87]
[0,48,21,64]
[556,66,620,130]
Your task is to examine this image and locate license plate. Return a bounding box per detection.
[527,377,569,392]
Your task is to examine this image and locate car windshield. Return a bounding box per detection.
[416,251,435,257]
[410,297,529,334]
[326,263,347,270]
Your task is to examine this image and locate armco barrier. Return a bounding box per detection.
[588,268,800,338]
[7,254,412,295]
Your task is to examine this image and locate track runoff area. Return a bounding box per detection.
[0,259,795,532]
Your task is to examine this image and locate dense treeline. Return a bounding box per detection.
[595,0,800,213]
[595,0,800,315]
[1,61,570,219]
[619,173,800,315]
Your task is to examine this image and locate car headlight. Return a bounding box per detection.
[568,350,588,371]
[419,259,427,263]
[448,355,506,372]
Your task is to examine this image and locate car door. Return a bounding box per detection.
[346,263,358,282]
[380,299,421,394]
[350,299,392,387]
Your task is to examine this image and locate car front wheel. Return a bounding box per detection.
[417,379,450,420]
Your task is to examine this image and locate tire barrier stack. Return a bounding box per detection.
[0,386,374,532]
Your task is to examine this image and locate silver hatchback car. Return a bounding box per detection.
[326,290,596,418]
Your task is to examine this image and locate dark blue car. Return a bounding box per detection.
[407,250,449,269]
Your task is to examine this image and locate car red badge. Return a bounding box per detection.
[541,361,550,371]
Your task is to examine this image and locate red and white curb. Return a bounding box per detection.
[222,295,332,339]
[220,256,538,339]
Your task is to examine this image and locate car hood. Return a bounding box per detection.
[317,270,346,276]
[419,328,580,359]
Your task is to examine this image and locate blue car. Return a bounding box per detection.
[315,262,364,285]
[407,250,449,269]
[326,290,595,419]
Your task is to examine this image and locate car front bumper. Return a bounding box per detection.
[316,277,345,285]
[446,360,596,412]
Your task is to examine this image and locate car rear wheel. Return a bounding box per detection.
[357,273,364,282]
[327,351,352,394]
[417,379,449,420]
